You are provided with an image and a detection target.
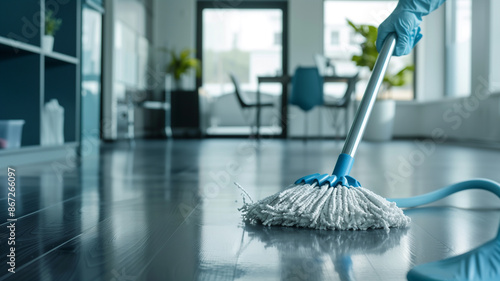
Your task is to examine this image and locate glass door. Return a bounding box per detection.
[197,2,288,137]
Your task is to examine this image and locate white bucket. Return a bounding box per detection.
[0,120,25,149]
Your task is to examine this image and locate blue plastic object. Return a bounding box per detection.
[376,0,446,56]
[387,179,500,208]
[289,67,324,112]
[407,235,500,281]
[295,153,361,187]
[388,179,500,281]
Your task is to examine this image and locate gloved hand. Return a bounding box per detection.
[376,0,446,56]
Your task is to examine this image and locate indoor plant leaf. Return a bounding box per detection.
[347,19,415,97]
[162,48,202,82]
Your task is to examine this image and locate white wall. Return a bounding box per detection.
[288,0,325,137]
[394,94,500,142]
[490,0,500,93]
[394,0,500,142]
[102,0,152,140]
[471,0,500,95]
[288,0,324,73]
[153,0,196,89]
[392,102,423,137]
[103,0,118,139]
[471,0,490,99]
[393,3,446,138]
[153,0,195,52]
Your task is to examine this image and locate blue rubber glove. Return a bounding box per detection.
[376,0,446,56]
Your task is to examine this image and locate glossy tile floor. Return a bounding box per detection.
[1,139,500,281]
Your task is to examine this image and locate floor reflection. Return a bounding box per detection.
[242,225,408,281]
[2,140,500,280]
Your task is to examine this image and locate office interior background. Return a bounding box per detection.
[0,0,499,280]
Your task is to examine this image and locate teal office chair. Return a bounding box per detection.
[290,67,324,138]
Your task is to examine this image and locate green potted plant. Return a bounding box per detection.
[159,48,202,137]
[163,48,201,91]
[347,19,414,141]
[44,9,62,52]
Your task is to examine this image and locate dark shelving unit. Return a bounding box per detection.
[50,0,78,57]
[0,53,41,146]
[0,0,81,164]
[0,0,42,47]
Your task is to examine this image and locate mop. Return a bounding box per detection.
[241,179,500,281]
[238,33,500,279]
[238,34,500,232]
[239,34,410,230]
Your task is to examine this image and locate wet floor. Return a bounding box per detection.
[0,139,499,280]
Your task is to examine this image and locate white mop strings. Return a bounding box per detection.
[236,182,410,231]
[235,182,254,204]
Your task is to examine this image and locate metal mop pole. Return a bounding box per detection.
[341,33,397,158]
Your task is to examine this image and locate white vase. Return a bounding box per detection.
[43,35,54,52]
[180,74,190,90]
[363,99,396,141]
[174,78,182,91]
[165,74,184,91]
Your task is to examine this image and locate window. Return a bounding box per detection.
[274,32,282,45]
[324,1,415,100]
[330,30,340,45]
[202,9,283,97]
[349,31,359,45]
[197,2,288,137]
[446,0,472,97]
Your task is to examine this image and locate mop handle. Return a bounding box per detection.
[341,34,397,157]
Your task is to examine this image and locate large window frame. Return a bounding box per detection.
[196,1,289,138]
